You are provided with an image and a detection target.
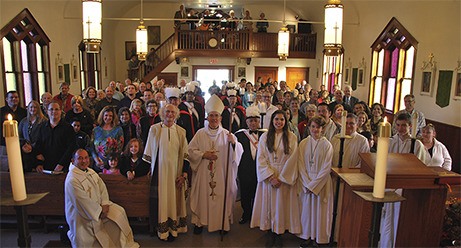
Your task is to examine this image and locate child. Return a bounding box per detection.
[102,153,121,175]
[71,119,90,150]
[120,138,149,180]
[284,116,334,247]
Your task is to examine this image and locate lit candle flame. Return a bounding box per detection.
[7,114,12,121]
[384,116,387,123]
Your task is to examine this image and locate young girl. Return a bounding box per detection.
[289,116,333,247]
[120,138,149,180]
[129,99,144,127]
[251,110,300,247]
[102,153,121,175]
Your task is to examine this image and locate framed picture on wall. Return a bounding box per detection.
[57,64,64,83]
[125,41,136,60]
[358,68,365,86]
[148,26,161,45]
[181,66,189,77]
[421,71,433,95]
[238,67,246,78]
[454,72,461,100]
[420,53,437,96]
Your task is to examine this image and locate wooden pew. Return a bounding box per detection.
[1,172,150,219]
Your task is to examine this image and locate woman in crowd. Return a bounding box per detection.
[420,124,452,171]
[65,96,94,135]
[251,110,300,247]
[96,89,106,100]
[286,116,333,247]
[18,100,47,172]
[369,103,385,134]
[356,111,370,133]
[331,104,345,127]
[118,107,137,149]
[83,86,98,121]
[298,104,317,139]
[120,138,149,180]
[284,108,301,142]
[92,106,124,172]
[319,90,330,104]
[289,98,305,127]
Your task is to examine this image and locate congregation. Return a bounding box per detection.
[0,75,453,247]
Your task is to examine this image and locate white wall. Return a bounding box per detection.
[0,0,460,126]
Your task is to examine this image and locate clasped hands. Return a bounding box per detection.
[100,204,109,219]
[268,175,282,188]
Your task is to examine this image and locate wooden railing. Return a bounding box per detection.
[142,30,317,82]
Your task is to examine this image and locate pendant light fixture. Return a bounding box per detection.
[82,0,102,53]
[136,0,148,60]
[277,0,289,60]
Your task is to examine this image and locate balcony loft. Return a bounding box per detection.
[133,29,317,82]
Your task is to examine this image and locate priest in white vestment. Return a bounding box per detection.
[380,113,426,248]
[143,104,189,241]
[188,95,243,234]
[282,116,334,246]
[251,109,301,247]
[331,113,370,168]
[65,149,139,248]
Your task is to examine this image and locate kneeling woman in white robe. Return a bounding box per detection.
[282,116,334,246]
[251,110,301,246]
[65,149,139,248]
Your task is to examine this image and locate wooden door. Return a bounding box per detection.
[286,67,309,90]
[254,66,278,85]
[158,73,178,86]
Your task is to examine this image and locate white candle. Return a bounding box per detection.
[373,117,391,199]
[159,100,167,109]
[340,110,347,137]
[239,88,245,95]
[411,112,418,138]
[3,114,27,201]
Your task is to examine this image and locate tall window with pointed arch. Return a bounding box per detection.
[369,17,418,113]
[1,9,51,106]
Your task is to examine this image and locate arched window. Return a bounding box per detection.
[1,8,51,106]
[368,17,418,113]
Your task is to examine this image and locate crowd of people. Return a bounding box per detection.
[0,75,453,247]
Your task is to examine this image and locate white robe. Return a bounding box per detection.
[423,138,452,171]
[331,132,370,168]
[380,134,426,248]
[251,132,301,235]
[262,104,278,130]
[283,136,334,243]
[64,165,139,248]
[188,125,243,232]
[323,119,339,141]
[143,123,188,239]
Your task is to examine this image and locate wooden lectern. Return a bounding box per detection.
[335,153,461,247]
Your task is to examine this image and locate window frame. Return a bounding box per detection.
[368,17,418,113]
[1,8,51,107]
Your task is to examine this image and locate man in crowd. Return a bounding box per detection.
[188,95,243,234]
[329,89,353,113]
[139,99,158,145]
[154,91,166,104]
[53,82,74,113]
[179,83,205,130]
[317,102,339,141]
[343,85,359,110]
[393,94,426,138]
[109,81,125,101]
[119,84,140,109]
[65,149,139,247]
[221,89,246,133]
[1,91,27,155]
[331,113,370,168]
[35,101,76,172]
[143,104,189,241]
[95,86,120,117]
[261,91,278,130]
[234,106,262,225]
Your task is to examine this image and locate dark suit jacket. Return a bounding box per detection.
[343,95,359,110]
[221,106,247,133]
[119,155,150,178]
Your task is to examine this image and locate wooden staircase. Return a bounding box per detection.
[141,29,317,82]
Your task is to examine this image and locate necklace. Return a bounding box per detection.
[273,134,283,161]
[309,137,320,165]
